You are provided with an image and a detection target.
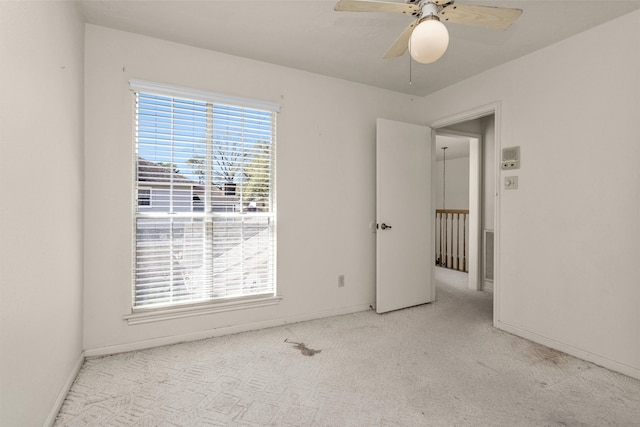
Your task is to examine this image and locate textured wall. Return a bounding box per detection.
[0,2,85,425]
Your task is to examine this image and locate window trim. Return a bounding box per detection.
[129,80,280,314]
[124,294,283,325]
[129,79,281,113]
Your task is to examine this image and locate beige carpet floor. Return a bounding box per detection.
[55,269,640,426]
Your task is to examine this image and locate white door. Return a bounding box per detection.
[376,118,434,313]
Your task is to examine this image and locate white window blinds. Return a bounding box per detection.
[131,81,278,309]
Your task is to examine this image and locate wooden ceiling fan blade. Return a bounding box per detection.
[439,4,522,30]
[383,20,417,59]
[335,0,418,14]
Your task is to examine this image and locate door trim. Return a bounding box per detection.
[430,102,501,327]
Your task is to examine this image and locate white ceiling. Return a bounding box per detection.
[79,0,640,97]
[436,135,469,160]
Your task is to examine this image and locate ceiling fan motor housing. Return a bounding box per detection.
[419,1,441,19]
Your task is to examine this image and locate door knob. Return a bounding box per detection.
[380,223,392,230]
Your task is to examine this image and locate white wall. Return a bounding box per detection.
[421,10,640,378]
[0,2,85,425]
[83,25,424,353]
[442,118,482,135]
[435,156,470,210]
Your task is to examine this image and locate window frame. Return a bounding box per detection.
[128,80,281,320]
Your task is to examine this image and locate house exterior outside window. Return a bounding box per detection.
[137,188,151,207]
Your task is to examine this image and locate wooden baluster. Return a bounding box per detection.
[456,213,460,271]
[443,212,447,268]
[443,212,446,268]
[448,212,452,268]
[442,212,449,267]
[447,212,453,268]
[453,213,456,270]
[451,213,455,269]
[433,209,438,265]
[447,213,452,268]
[440,212,442,265]
[436,211,439,266]
[436,211,439,265]
[462,213,467,272]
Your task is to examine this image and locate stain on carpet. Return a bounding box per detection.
[285,339,322,356]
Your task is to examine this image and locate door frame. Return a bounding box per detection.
[430,102,501,326]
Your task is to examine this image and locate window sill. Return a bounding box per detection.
[124,295,283,325]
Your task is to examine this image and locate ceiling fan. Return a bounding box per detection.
[334,0,522,64]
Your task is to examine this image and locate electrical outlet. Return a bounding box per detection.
[502,160,519,170]
[338,274,345,287]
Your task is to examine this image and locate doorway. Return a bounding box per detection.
[434,133,473,284]
[431,105,499,323]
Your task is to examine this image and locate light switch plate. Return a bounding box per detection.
[505,176,518,190]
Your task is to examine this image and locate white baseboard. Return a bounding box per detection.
[85,303,373,358]
[44,351,85,427]
[496,320,640,381]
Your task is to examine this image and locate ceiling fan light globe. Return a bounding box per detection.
[409,19,449,64]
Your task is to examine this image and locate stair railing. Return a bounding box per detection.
[435,209,469,272]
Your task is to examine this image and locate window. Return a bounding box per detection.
[131,80,279,310]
